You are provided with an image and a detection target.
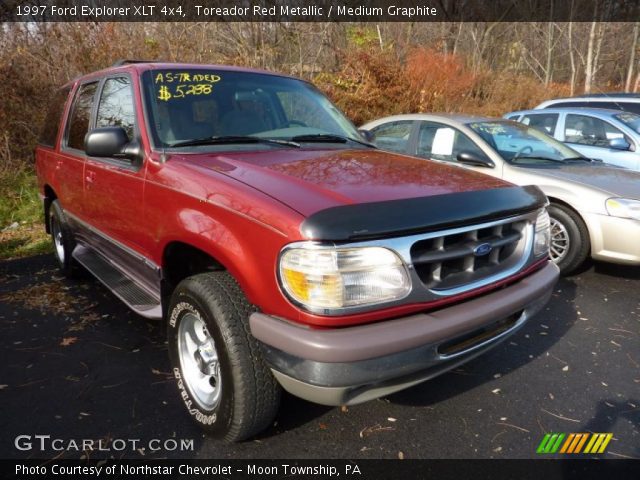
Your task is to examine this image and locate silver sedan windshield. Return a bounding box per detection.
[468,121,586,164]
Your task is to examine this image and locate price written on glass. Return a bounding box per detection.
[155,72,222,101]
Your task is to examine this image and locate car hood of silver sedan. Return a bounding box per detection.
[511,162,640,200]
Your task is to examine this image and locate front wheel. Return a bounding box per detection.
[548,203,590,275]
[167,272,281,442]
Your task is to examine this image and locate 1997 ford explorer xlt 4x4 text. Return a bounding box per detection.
[35,61,559,441]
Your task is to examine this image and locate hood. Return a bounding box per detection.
[514,162,640,199]
[186,148,510,216]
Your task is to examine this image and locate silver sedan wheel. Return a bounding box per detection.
[550,217,570,263]
[51,215,65,265]
[178,312,222,410]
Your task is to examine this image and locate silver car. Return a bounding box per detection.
[505,108,640,171]
[360,114,640,274]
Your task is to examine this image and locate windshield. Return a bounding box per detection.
[142,69,363,150]
[467,120,586,164]
[614,112,640,133]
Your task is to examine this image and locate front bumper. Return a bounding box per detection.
[582,212,640,264]
[250,261,559,406]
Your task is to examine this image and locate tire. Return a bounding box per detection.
[167,272,281,442]
[548,203,590,275]
[49,200,78,277]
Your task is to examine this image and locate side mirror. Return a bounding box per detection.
[609,137,631,151]
[85,127,142,162]
[358,129,374,143]
[456,150,495,168]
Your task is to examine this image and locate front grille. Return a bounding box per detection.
[410,219,529,291]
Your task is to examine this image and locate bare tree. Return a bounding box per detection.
[625,22,639,92]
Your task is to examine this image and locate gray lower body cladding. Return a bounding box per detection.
[250,261,559,406]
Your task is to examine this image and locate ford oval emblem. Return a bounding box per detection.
[474,243,492,256]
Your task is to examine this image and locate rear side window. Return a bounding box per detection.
[521,113,558,135]
[66,82,98,151]
[39,87,70,147]
[370,121,414,154]
[96,77,136,140]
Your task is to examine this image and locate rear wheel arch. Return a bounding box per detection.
[43,185,58,234]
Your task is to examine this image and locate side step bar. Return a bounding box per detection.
[73,245,163,319]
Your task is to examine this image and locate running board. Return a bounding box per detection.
[72,245,163,320]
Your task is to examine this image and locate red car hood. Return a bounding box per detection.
[186,148,510,217]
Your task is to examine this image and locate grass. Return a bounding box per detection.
[0,168,51,260]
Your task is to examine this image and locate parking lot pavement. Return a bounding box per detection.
[1,254,638,460]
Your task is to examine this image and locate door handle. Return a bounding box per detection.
[85,171,96,184]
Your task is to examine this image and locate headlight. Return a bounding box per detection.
[279,245,411,313]
[534,208,551,257]
[606,198,640,221]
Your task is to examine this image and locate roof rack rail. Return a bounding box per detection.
[112,59,159,67]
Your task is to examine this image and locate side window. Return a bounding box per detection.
[417,122,485,162]
[66,82,98,151]
[565,114,625,147]
[370,121,413,154]
[506,114,520,121]
[96,77,136,140]
[521,113,558,135]
[39,87,70,147]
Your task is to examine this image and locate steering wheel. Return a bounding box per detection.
[288,120,307,127]
[514,145,533,159]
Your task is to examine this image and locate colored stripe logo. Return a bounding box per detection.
[536,433,612,454]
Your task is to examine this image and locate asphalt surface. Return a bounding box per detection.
[1,254,638,460]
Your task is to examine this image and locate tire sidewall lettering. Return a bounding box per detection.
[170,303,218,426]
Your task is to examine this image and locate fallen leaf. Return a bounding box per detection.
[562,365,569,372]
[492,388,501,394]
[341,405,348,413]
[398,451,404,460]
[387,417,397,422]
[60,337,78,347]
[359,424,394,438]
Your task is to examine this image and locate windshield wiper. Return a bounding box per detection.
[169,135,300,148]
[291,134,376,148]
[562,156,592,162]
[511,156,566,163]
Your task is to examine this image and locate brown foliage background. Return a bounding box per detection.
[1,21,624,170]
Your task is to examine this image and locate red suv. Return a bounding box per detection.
[35,61,559,441]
